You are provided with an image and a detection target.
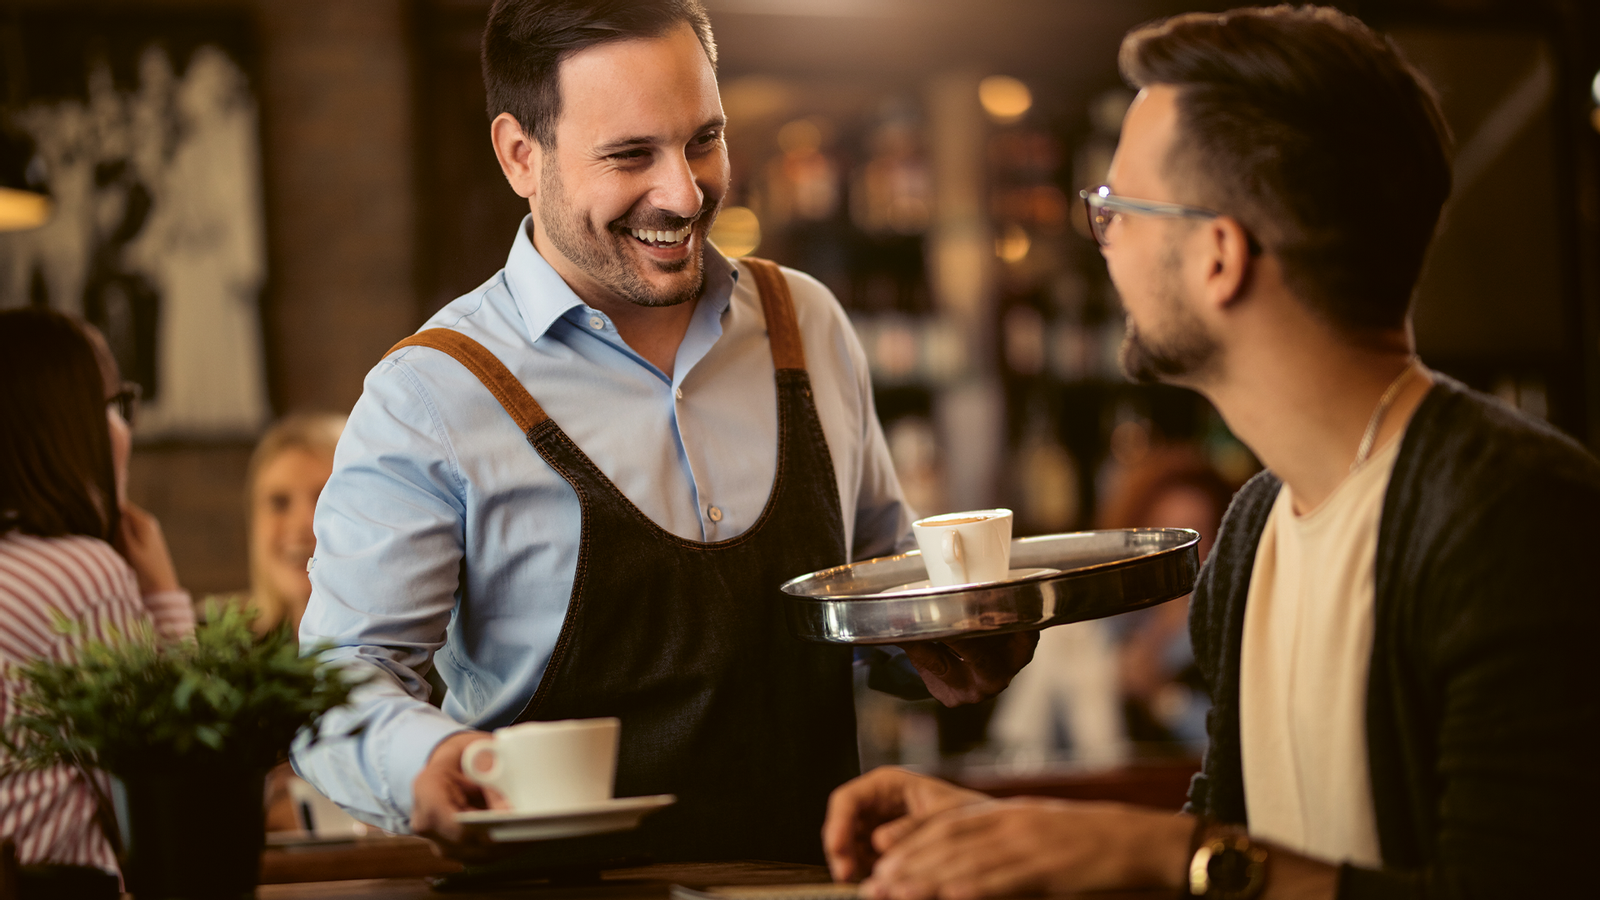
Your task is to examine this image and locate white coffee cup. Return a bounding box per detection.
[460,717,620,814]
[912,509,1014,587]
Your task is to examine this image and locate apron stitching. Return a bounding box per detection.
[518,441,595,720]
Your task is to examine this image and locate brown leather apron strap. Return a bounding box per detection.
[386,330,550,432]
[741,257,807,373]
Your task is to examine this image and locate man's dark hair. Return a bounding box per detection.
[1120,5,1453,333]
[0,308,120,542]
[482,0,717,148]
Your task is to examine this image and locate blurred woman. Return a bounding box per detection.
[0,308,193,873]
[1098,445,1234,752]
[989,444,1233,764]
[215,413,343,635]
[206,413,344,834]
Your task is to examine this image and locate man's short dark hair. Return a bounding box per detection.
[482,0,717,149]
[1120,5,1453,333]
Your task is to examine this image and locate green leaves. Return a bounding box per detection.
[2,600,366,776]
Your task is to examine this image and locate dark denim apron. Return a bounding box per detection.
[389,258,858,864]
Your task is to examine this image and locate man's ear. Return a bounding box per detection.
[1201,215,1254,310]
[491,112,541,199]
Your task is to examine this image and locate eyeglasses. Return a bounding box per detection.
[107,381,142,427]
[1079,184,1223,248]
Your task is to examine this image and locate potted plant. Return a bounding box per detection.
[1,603,363,899]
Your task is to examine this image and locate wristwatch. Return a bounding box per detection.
[1187,832,1269,899]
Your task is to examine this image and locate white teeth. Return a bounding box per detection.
[630,225,692,245]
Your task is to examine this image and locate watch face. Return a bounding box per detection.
[1208,847,1253,889]
[1197,837,1268,900]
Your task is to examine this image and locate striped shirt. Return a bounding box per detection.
[0,532,183,872]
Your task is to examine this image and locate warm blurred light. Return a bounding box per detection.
[0,187,51,231]
[777,117,824,155]
[1592,107,1600,135]
[979,75,1032,124]
[995,223,1031,263]
[710,206,761,257]
[721,76,795,123]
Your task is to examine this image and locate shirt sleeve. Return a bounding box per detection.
[825,287,917,561]
[141,588,195,640]
[850,371,918,560]
[290,357,474,832]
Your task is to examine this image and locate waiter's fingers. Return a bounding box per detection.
[899,631,1037,706]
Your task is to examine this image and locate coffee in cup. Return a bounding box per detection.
[912,509,1013,587]
[460,717,620,814]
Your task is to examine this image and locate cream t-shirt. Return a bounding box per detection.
[1238,435,1402,868]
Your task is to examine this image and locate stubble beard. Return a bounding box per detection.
[538,161,719,309]
[1118,242,1219,385]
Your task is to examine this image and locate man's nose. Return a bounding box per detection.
[649,153,705,219]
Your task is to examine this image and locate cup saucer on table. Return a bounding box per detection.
[454,794,676,842]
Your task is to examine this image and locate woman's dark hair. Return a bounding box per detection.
[482,0,716,148]
[0,308,120,542]
[1120,5,1453,334]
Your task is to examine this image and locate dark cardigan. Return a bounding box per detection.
[1185,377,1600,898]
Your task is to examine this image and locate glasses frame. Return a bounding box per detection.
[107,381,142,427]
[1079,184,1223,248]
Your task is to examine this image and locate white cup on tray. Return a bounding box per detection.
[912,508,1014,587]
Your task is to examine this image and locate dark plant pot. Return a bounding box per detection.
[120,757,266,900]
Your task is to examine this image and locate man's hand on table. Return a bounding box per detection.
[898,631,1038,706]
[823,768,1192,900]
[823,767,989,882]
[411,730,508,860]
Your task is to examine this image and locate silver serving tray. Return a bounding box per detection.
[781,528,1200,644]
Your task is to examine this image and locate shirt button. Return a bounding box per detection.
[588,316,605,330]
[674,387,684,400]
[707,506,723,522]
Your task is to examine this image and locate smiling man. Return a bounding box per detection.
[291,0,1033,866]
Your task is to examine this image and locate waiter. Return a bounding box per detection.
[292,0,1034,865]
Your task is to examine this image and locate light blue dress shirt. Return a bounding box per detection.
[293,218,916,831]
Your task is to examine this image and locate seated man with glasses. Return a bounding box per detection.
[822,6,1596,899]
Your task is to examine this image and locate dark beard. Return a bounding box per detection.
[538,163,719,309]
[1117,246,1218,384]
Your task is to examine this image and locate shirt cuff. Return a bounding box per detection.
[385,711,477,821]
[142,589,196,640]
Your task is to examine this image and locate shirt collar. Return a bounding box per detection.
[502,215,740,344]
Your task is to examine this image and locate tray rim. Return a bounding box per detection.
[780,526,1202,601]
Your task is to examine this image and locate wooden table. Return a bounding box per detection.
[255,858,1172,900]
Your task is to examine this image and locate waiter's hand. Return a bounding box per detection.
[411,730,508,860]
[823,766,988,882]
[898,631,1038,706]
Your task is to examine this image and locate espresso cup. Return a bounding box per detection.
[460,717,620,814]
[912,509,1014,587]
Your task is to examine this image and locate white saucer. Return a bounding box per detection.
[455,794,676,842]
[878,567,1061,595]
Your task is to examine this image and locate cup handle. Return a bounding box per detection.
[942,530,967,584]
[460,738,502,789]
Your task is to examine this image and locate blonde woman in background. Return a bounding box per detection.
[212,413,344,635]
[209,413,344,833]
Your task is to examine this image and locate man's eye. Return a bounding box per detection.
[695,130,722,146]
[611,149,649,161]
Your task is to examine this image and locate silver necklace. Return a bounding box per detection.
[1352,357,1419,471]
